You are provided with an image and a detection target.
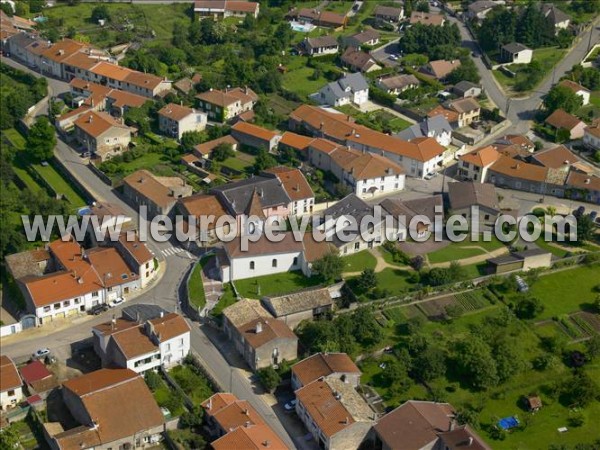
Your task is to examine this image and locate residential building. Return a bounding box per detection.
[340,47,381,73]
[373,5,404,22]
[421,59,461,81]
[201,392,289,447]
[92,312,190,373]
[301,35,339,56]
[122,169,192,218]
[566,171,600,204]
[530,144,582,169]
[231,121,281,152]
[177,194,230,244]
[278,131,316,156]
[289,8,347,29]
[195,87,258,122]
[559,79,591,105]
[157,103,207,140]
[487,248,552,274]
[452,80,482,98]
[447,181,500,228]
[396,115,453,147]
[5,248,50,280]
[458,144,502,182]
[49,368,165,449]
[445,97,481,127]
[308,139,406,198]
[193,0,260,19]
[316,72,369,107]
[262,286,336,330]
[106,89,148,117]
[0,355,23,410]
[19,360,58,396]
[344,29,380,48]
[409,11,445,26]
[467,0,497,22]
[116,231,157,289]
[380,195,444,240]
[295,378,375,450]
[376,74,420,95]
[263,166,315,216]
[541,3,570,31]
[500,42,533,64]
[289,105,446,178]
[373,400,491,450]
[74,111,133,160]
[584,120,600,150]
[545,109,587,140]
[291,352,360,390]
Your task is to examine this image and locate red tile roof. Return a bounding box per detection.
[74,111,131,138]
[19,360,53,384]
[545,109,584,131]
[263,167,314,201]
[0,355,22,392]
[292,352,360,387]
[232,121,278,141]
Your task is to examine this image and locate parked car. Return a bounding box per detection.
[32,348,51,360]
[575,206,586,217]
[89,303,109,315]
[284,399,297,411]
[424,172,437,180]
[108,297,124,308]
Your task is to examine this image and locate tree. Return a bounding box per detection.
[257,366,281,392]
[253,149,277,173]
[382,359,412,395]
[0,2,13,16]
[352,307,383,347]
[478,9,517,52]
[493,338,526,382]
[179,130,205,152]
[446,58,480,84]
[357,268,377,292]
[212,142,235,162]
[312,253,343,282]
[144,370,162,391]
[412,345,446,381]
[560,371,599,407]
[91,4,111,23]
[410,255,424,271]
[454,337,499,390]
[27,116,56,161]
[585,334,600,361]
[544,85,583,114]
[28,0,44,13]
[514,296,544,319]
[0,424,20,449]
[576,214,595,244]
[415,0,429,12]
[179,406,204,430]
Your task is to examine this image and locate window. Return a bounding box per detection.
[250,261,255,270]
[272,259,277,268]
[63,300,70,307]
[394,183,399,189]
[354,242,360,250]
[146,262,150,269]
[75,298,81,304]
[44,306,50,313]
[380,176,385,182]
[179,338,184,347]
[484,214,490,221]
[54,303,61,310]
[293,257,298,265]
[92,291,99,298]
[8,390,15,396]
[165,343,171,351]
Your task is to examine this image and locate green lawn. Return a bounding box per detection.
[282,56,330,99]
[426,235,506,264]
[211,282,237,317]
[170,364,214,404]
[235,270,322,298]
[34,162,87,207]
[188,257,212,310]
[342,250,377,272]
[374,268,416,296]
[526,265,599,319]
[221,151,255,172]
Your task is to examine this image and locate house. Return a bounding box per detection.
[173,77,195,95]
[195,87,258,122]
[181,134,239,171]
[231,121,281,152]
[301,35,339,56]
[340,47,382,73]
[157,103,206,140]
[396,115,453,147]
[447,182,500,228]
[565,171,600,204]
[194,0,260,19]
[344,29,380,48]
[530,144,581,170]
[48,368,164,449]
[500,42,533,64]
[584,120,600,150]
[374,400,491,450]
[380,195,444,240]
[374,5,404,22]
[319,194,386,254]
[74,111,133,160]
[409,11,445,26]
[559,79,591,106]
[116,231,157,289]
[541,3,570,31]
[222,299,298,370]
[5,248,51,280]
[545,109,587,140]
[458,144,502,182]
[278,131,316,156]
[289,8,347,29]
[0,355,23,410]
[316,72,369,107]
[467,0,498,22]
[452,80,482,98]
[307,139,406,198]
[106,89,148,117]
[177,194,230,244]
[421,59,461,81]
[291,352,360,390]
[289,105,446,178]
[295,377,375,450]
[261,286,336,330]
[487,248,552,274]
[376,74,420,95]
[201,392,289,447]
[19,360,58,396]
[92,312,190,373]
[444,97,481,128]
[122,169,192,218]
[263,166,315,216]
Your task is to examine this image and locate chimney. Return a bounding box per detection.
[160,311,164,318]
[207,398,212,410]
[245,420,251,427]
[467,437,473,446]
[263,440,271,447]
[88,115,93,123]
[343,417,349,425]
[77,277,84,284]
[256,322,263,333]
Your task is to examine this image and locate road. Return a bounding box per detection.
[1,57,300,448]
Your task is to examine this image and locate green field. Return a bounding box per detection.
[235,270,322,298]
[282,56,330,99]
[342,250,377,272]
[426,235,506,264]
[188,257,212,310]
[210,282,237,317]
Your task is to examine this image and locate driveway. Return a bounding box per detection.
[370,38,401,67]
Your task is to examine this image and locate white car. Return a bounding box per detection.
[284,399,297,411]
[424,172,437,180]
[32,348,51,360]
[389,54,399,61]
[108,297,124,308]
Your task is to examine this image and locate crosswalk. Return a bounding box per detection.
[161,246,195,259]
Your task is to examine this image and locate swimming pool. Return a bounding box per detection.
[289,21,316,33]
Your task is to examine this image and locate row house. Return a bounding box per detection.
[158,103,207,140]
[0,355,24,411]
[230,121,281,152]
[291,352,360,391]
[194,0,260,19]
[74,110,134,160]
[195,87,258,122]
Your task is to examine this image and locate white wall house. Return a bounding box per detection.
[316,73,369,107]
[0,356,24,411]
[158,103,207,140]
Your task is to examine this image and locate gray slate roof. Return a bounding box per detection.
[321,194,380,248]
[211,176,291,215]
[318,73,368,101]
[305,35,338,50]
[502,42,530,54]
[453,81,480,95]
[395,115,452,141]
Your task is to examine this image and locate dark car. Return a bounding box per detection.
[89,304,109,315]
[575,206,586,217]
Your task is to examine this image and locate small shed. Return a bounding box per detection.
[526,395,542,412]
